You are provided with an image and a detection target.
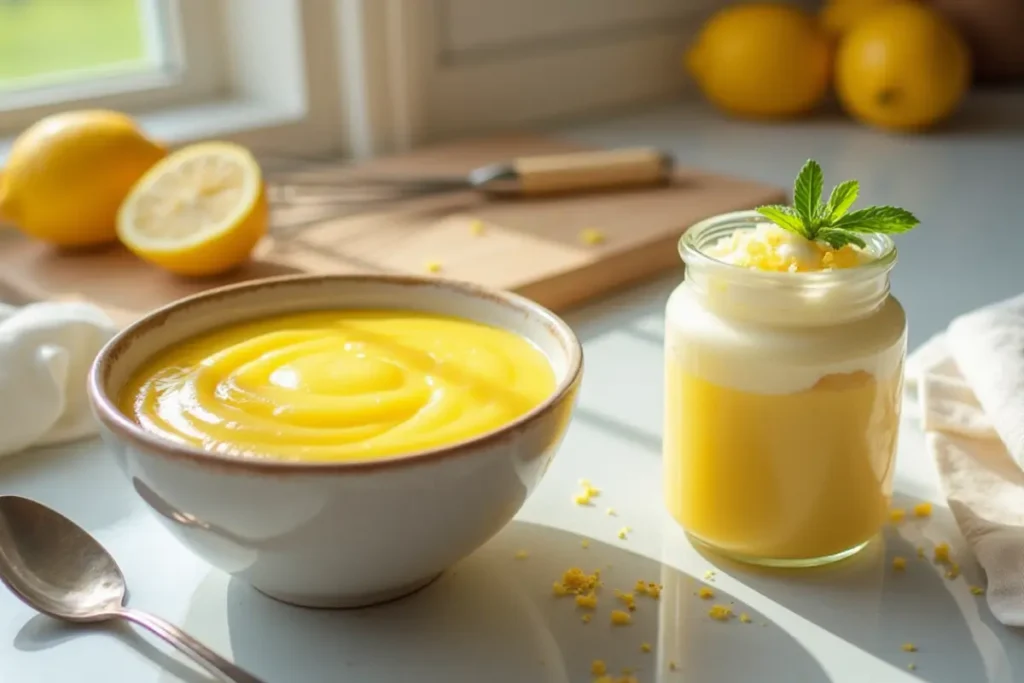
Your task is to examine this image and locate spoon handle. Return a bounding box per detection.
[117,608,267,683]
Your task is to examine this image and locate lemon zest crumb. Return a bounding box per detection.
[703,570,717,581]
[917,546,925,559]
[739,613,752,623]
[892,557,907,571]
[970,585,985,595]
[708,604,733,621]
[514,550,529,560]
[889,508,906,523]
[945,563,961,580]
[424,261,443,273]
[914,502,933,518]
[591,660,607,676]
[469,219,485,236]
[641,643,652,653]
[669,661,678,671]
[606,507,617,516]
[580,228,606,245]
[635,580,647,594]
[581,613,592,623]
[617,527,630,540]
[611,610,632,626]
[698,586,715,600]
[575,593,598,610]
[647,583,662,599]
[902,643,918,653]
[581,539,590,549]
[908,663,917,671]
[934,543,950,563]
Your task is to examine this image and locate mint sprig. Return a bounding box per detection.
[756,160,920,250]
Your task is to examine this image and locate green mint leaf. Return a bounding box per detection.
[831,206,920,234]
[793,160,824,232]
[816,228,866,250]
[755,205,809,238]
[823,180,859,223]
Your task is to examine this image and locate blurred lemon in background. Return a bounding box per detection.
[835,2,971,131]
[0,110,165,247]
[820,0,904,37]
[117,141,267,277]
[686,3,831,119]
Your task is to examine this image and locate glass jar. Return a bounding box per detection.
[663,210,906,567]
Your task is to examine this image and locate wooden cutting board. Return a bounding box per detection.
[0,134,785,326]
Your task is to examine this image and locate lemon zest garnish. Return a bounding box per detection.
[914,502,933,518]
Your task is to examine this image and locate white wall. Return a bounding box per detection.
[404,0,818,141]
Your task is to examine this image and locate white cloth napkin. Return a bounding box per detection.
[906,293,1024,626]
[0,301,116,459]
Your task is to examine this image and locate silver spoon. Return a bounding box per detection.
[0,495,266,683]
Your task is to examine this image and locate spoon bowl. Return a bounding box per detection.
[0,496,126,622]
[0,495,265,682]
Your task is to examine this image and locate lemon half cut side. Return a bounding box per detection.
[117,142,268,277]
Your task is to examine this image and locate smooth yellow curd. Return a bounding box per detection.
[119,310,556,461]
[664,359,901,561]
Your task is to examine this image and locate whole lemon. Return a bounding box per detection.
[0,110,166,247]
[686,4,831,119]
[820,0,905,37]
[835,3,972,131]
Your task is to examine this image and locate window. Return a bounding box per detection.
[0,0,225,133]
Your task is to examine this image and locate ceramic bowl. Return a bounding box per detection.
[88,275,582,608]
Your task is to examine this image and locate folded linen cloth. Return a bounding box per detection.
[0,301,117,459]
[907,292,1024,626]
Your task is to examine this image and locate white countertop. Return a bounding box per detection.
[3,93,1024,682]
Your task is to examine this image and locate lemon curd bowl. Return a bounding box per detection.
[88,275,582,608]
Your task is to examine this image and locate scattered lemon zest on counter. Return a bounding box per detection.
[917,546,925,559]
[945,563,960,580]
[617,527,630,540]
[592,660,607,676]
[614,590,636,611]
[698,586,715,600]
[606,507,617,516]
[469,219,485,236]
[514,550,529,560]
[669,661,678,671]
[582,613,592,623]
[892,557,907,571]
[581,539,591,549]
[708,604,733,621]
[703,570,717,581]
[575,593,598,610]
[553,582,570,596]
[908,663,917,671]
[647,583,662,599]
[901,643,918,653]
[635,580,648,594]
[739,613,752,623]
[424,260,443,273]
[970,586,986,595]
[889,508,906,523]
[641,643,652,653]
[580,228,606,245]
[934,543,950,563]
[914,502,933,518]
[573,480,601,506]
[611,610,632,626]
[558,567,601,595]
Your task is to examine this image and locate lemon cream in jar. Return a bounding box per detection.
[664,163,918,567]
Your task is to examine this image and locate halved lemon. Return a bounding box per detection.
[117,142,268,276]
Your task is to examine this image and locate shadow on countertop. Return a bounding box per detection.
[158,521,830,683]
[681,492,1024,683]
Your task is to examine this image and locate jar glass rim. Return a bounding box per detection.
[679,210,898,284]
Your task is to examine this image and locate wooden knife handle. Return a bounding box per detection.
[513,148,671,196]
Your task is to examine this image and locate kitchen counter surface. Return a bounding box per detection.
[2,92,1023,682]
